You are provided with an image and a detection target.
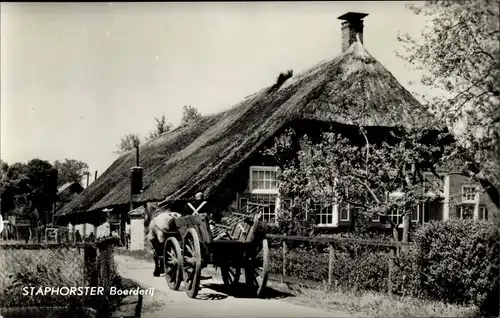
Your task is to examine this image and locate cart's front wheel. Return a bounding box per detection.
[244,238,269,298]
[164,237,182,290]
[182,228,202,298]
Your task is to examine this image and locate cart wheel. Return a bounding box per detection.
[182,228,202,298]
[221,266,241,288]
[244,238,269,298]
[164,237,183,291]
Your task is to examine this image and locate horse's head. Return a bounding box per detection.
[144,202,159,225]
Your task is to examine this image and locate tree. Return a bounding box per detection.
[25,159,58,225]
[264,127,447,242]
[147,114,172,140]
[54,159,89,186]
[181,105,202,126]
[397,0,500,208]
[115,133,141,155]
[0,159,59,226]
[0,160,11,215]
[1,162,29,216]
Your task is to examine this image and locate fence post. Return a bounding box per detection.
[328,243,334,290]
[388,247,395,297]
[84,243,98,287]
[282,239,287,283]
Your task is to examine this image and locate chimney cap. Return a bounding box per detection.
[337,12,368,21]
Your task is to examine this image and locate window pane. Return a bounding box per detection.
[411,208,418,221]
[252,180,258,190]
[270,180,277,189]
[258,171,264,180]
[252,171,258,180]
[327,215,333,224]
[265,180,270,189]
[265,171,270,179]
[258,180,265,189]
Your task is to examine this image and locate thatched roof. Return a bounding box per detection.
[58,40,432,216]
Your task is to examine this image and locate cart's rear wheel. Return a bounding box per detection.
[164,237,182,290]
[221,266,241,287]
[182,228,202,298]
[244,238,269,298]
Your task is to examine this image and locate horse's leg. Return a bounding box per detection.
[156,231,166,274]
[151,239,162,277]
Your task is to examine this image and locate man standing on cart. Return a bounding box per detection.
[187,192,222,224]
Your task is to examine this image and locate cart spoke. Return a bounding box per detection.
[167,259,177,265]
[186,244,194,256]
[167,250,176,259]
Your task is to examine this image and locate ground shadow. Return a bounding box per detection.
[202,282,294,300]
[196,292,228,301]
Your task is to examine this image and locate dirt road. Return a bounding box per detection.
[114,255,355,317]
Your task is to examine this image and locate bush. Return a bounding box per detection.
[268,239,390,292]
[392,248,422,297]
[413,219,499,316]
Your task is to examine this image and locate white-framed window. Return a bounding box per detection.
[457,204,475,219]
[314,203,335,226]
[295,201,309,221]
[372,214,380,222]
[386,191,403,225]
[386,209,402,225]
[249,166,278,194]
[478,206,488,221]
[462,186,478,203]
[339,203,350,221]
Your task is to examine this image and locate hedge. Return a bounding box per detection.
[413,219,499,316]
[267,218,499,316]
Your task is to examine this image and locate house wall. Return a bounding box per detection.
[129,217,145,251]
[447,174,498,221]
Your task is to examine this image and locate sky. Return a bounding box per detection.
[1,1,430,185]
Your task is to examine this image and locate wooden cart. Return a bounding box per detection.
[161,210,269,299]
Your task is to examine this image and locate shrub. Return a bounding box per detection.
[392,248,422,297]
[268,240,390,292]
[413,219,499,316]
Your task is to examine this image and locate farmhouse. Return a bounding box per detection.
[57,12,498,237]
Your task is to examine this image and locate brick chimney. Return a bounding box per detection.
[337,12,369,53]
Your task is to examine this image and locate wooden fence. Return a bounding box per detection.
[266,234,414,296]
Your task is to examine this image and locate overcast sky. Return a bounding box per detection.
[1,1,429,183]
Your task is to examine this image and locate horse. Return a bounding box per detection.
[144,202,182,276]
